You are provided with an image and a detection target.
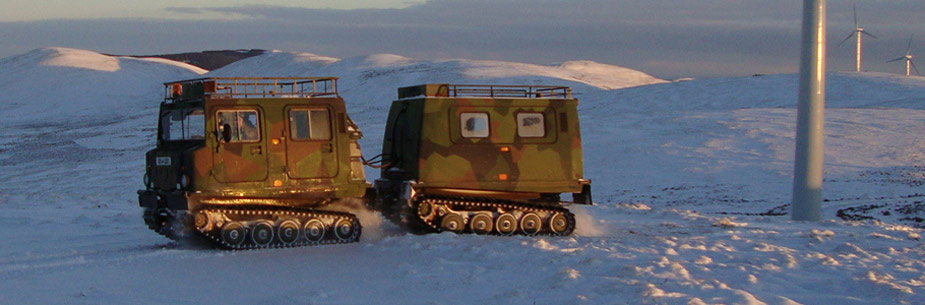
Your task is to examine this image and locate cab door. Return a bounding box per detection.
[212,108,269,183]
[285,106,338,179]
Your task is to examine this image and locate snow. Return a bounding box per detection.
[1,48,924,304]
[0,47,206,125]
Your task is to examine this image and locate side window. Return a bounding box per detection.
[186,109,205,139]
[460,113,489,138]
[517,113,545,138]
[216,110,261,143]
[289,109,331,140]
[165,111,183,141]
[161,109,205,141]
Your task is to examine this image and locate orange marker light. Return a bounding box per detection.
[273,180,283,187]
[498,174,508,180]
[271,139,280,145]
[171,83,182,97]
[500,146,510,152]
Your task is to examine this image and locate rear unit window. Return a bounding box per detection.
[517,113,546,138]
[460,113,489,138]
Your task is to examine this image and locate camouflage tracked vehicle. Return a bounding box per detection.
[372,84,592,236]
[138,77,371,249]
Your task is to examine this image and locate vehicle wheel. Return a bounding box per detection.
[334,218,357,241]
[469,214,493,235]
[303,218,326,243]
[277,220,300,245]
[520,213,542,235]
[251,221,275,246]
[496,213,517,235]
[194,210,213,232]
[220,222,246,247]
[417,201,434,218]
[440,214,466,233]
[548,213,569,235]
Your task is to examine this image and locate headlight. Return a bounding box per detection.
[143,173,151,189]
[179,174,190,189]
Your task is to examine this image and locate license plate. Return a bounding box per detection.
[156,157,172,166]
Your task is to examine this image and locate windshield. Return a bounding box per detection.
[160,108,205,141]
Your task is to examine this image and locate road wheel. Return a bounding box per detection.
[251,221,275,246]
[440,214,465,233]
[520,213,542,235]
[469,214,494,235]
[277,220,300,245]
[496,213,517,235]
[221,222,246,247]
[303,218,326,243]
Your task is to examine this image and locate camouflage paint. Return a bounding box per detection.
[381,84,587,195]
[145,78,370,210]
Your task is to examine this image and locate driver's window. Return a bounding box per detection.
[160,109,205,141]
[217,110,260,143]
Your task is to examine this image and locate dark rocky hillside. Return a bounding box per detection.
[111,49,266,70]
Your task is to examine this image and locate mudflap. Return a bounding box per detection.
[138,190,158,208]
[572,184,593,205]
[165,191,189,210]
[137,190,189,210]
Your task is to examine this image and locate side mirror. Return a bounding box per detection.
[221,124,232,143]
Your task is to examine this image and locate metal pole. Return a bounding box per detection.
[792,0,826,221]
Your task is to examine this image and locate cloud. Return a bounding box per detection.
[1,0,922,78]
[164,7,206,15]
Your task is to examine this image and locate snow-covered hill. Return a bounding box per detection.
[208,50,669,167]
[0,47,206,125]
[210,50,666,90]
[0,48,923,305]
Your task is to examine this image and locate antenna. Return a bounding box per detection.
[837,3,877,72]
[887,35,919,76]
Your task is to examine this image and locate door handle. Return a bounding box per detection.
[251,146,263,155]
[322,143,333,153]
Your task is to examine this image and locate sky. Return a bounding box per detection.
[0,0,922,79]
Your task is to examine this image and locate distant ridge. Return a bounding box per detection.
[208,51,668,91]
[109,49,266,70]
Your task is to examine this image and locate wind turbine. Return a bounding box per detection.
[837,4,877,72]
[888,35,919,76]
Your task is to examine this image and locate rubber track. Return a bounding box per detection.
[195,204,361,250]
[412,194,576,236]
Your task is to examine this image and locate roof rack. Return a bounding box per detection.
[164,77,338,101]
[449,84,571,99]
[398,84,572,99]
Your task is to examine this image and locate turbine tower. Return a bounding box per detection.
[888,35,919,76]
[837,4,877,72]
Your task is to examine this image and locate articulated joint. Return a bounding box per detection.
[400,181,420,206]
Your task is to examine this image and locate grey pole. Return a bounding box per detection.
[792,0,826,221]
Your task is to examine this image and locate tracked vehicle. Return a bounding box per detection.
[138,77,371,249]
[372,84,592,236]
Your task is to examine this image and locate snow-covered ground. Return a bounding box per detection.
[0,48,923,304]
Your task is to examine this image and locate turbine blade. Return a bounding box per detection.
[862,31,878,39]
[853,3,858,28]
[912,60,920,75]
[837,32,855,47]
[906,34,915,55]
[887,57,906,63]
